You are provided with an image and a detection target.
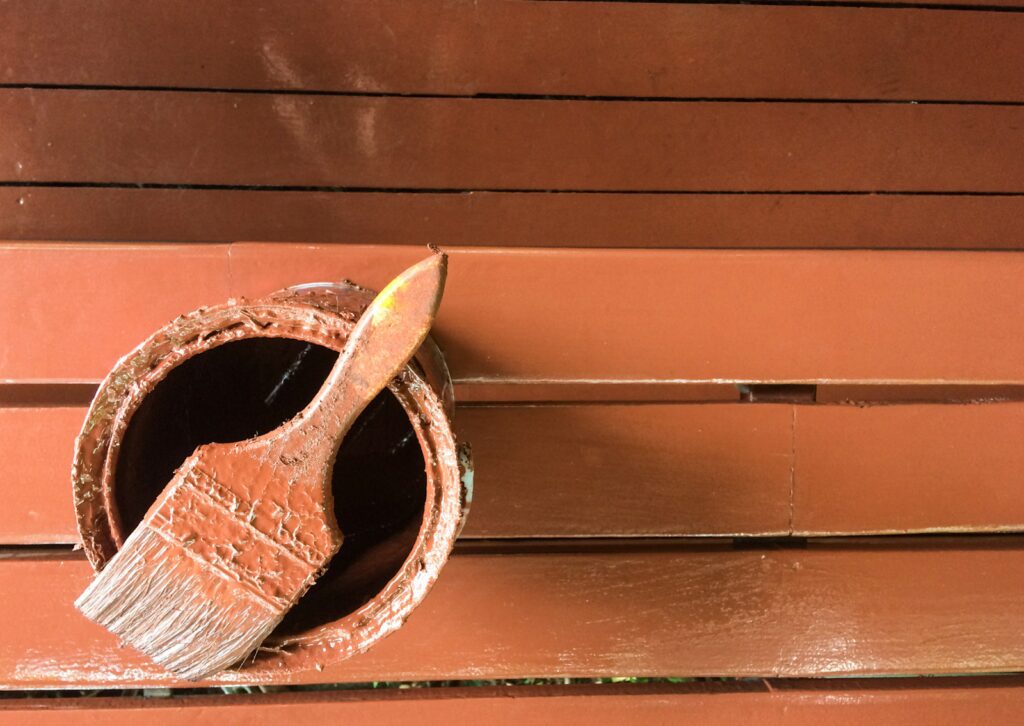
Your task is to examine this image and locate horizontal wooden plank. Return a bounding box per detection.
[9,188,1024,250]
[5,1,1024,102]
[4,244,1024,384]
[11,399,1024,544]
[5,679,1024,725]
[459,404,792,537]
[0,403,793,544]
[794,403,1024,534]
[7,90,1024,192]
[0,244,230,382]
[3,541,1023,686]
[0,407,81,544]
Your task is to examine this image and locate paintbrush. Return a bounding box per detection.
[76,251,447,681]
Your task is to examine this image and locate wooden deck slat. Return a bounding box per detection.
[4,244,1024,384]
[9,401,1024,544]
[5,1,1024,102]
[7,90,1024,192]
[0,244,230,382]
[9,188,1024,250]
[0,403,795,544]
[793,403,1024,534]
[4,680,1024,725]
[3,541,1023,687]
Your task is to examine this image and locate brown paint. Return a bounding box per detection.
[5,244,1024,384]
[459,404,792,537]
[72,281,467,677]
[11,399,1024,543]
[3,540,1024,687]
[4,679,1024,725]
[794,404,1024,534]
[77,255,448,679]
[11,188,1024,251]
[10,90,1024,191]
[4,2,1024,101]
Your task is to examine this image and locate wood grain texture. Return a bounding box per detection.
[5,244,1024,384]
[3,542,1024,686]
[9,188,1024,250]
[5,1,1024,102]
[7,90,1024,192]
[4,679,1024,725]
[793,404,1024,534]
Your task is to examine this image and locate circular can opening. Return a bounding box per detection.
[71,283,468,677]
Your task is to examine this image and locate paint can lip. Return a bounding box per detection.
[71,281,466,679]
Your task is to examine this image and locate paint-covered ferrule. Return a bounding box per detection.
[70,280,468,680]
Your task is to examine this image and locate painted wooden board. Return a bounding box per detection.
[7,91,1024,192]
[8,188,1024,250]
[793,403,1024,534]
[2,541,1023,687]
[4,244,1024,384]
[0,403,794,544]
[0,244,230,382]
[5,1,1024,102]
[0,407,82,544]
[9,400,1024,544]
[4,679,1024,725]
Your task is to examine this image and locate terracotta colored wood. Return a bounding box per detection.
[8,90,1024,192]
[4,679,1024,725]
[230,245,1024,384]
[459,404,792,537]
[3,541,1023,686]
[794,403,1024,534]
[0,403,790,544]
[12,400,1024,544]
[5,2,1024,102]
[0,244,230,381]
[817,383,1024,403]
[5,244,1024,384]
[0,407,82,543]
[11,188,1024,250]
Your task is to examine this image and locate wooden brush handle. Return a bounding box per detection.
[289,252,448,464]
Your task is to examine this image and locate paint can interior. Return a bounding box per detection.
[71,281,471,678]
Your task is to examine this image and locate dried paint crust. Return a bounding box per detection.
[71,281,471,678]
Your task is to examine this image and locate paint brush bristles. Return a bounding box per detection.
[76,252,448,680]
[77,526,285,681]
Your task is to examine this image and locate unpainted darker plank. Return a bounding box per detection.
[4,244,1024,384]
[2,542,1023,686]
[10,188,1024,250]
[4,679,1024,725]
[7,90,1024,192]
[5,1,1024,101]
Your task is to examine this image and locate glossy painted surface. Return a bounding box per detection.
[2,541,1023,687]
[4,680,1024,725]
[4,244,1024,383]
[9,401,1024,543]
[3,0,1024,703]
